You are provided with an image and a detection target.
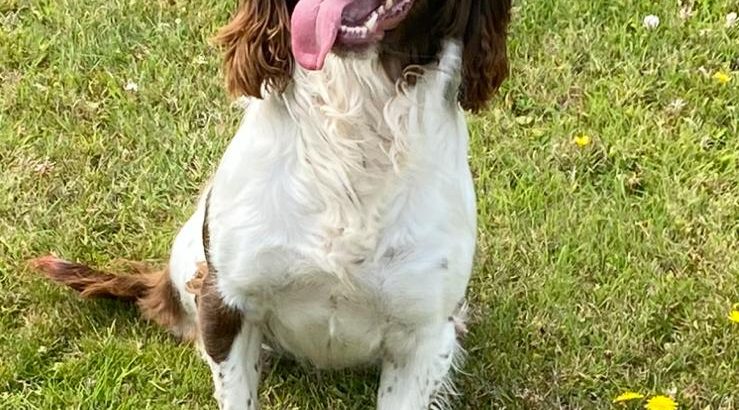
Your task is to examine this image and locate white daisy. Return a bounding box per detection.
[643,14,660,29]
[124,80,139,92]
[726,12,737,28]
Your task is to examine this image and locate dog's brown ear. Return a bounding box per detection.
[215,0,293,98]
[460,0,511,112]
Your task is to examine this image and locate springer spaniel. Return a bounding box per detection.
[33,0,511,408]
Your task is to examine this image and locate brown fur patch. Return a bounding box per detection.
[197,267,243,363]
[198,204,243,363]
[137,267,186,334]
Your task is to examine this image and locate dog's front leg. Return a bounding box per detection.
[377,322,459,410]
[198,278,262,410]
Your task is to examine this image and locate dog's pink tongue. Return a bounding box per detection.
[291,0,355,70]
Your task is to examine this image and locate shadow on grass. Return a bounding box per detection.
[14,275,531,409]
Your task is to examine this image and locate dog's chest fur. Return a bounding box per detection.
[206,50,476,369]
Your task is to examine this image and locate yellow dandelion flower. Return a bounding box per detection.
[712,71,732,84]
[645,395,678,410]
[573,134,592,148]
[729,304,739,323]
[614,391,646,403]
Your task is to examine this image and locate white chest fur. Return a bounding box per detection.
[205,45,477,369]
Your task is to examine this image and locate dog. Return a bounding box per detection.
[33,0,511,408]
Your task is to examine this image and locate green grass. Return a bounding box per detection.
[1,0,738,408]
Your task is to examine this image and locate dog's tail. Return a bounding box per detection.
[30,255,193,339]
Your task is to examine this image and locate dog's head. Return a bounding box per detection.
[216,0,511,112]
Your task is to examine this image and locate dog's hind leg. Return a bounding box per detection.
[200,325,263,410]
[377,322,460,410]
[197,268,262,410]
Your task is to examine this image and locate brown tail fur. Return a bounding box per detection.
[30,255,192,340]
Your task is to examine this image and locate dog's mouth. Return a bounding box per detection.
[291,0,415,71]
[339,0,414,44]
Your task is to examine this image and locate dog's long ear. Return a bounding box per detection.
[215,0,293,98]
[460,0,511,112]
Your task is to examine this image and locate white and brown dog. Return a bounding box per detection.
[33,0,511,408]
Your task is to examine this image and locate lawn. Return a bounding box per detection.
[1,0,738,408]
